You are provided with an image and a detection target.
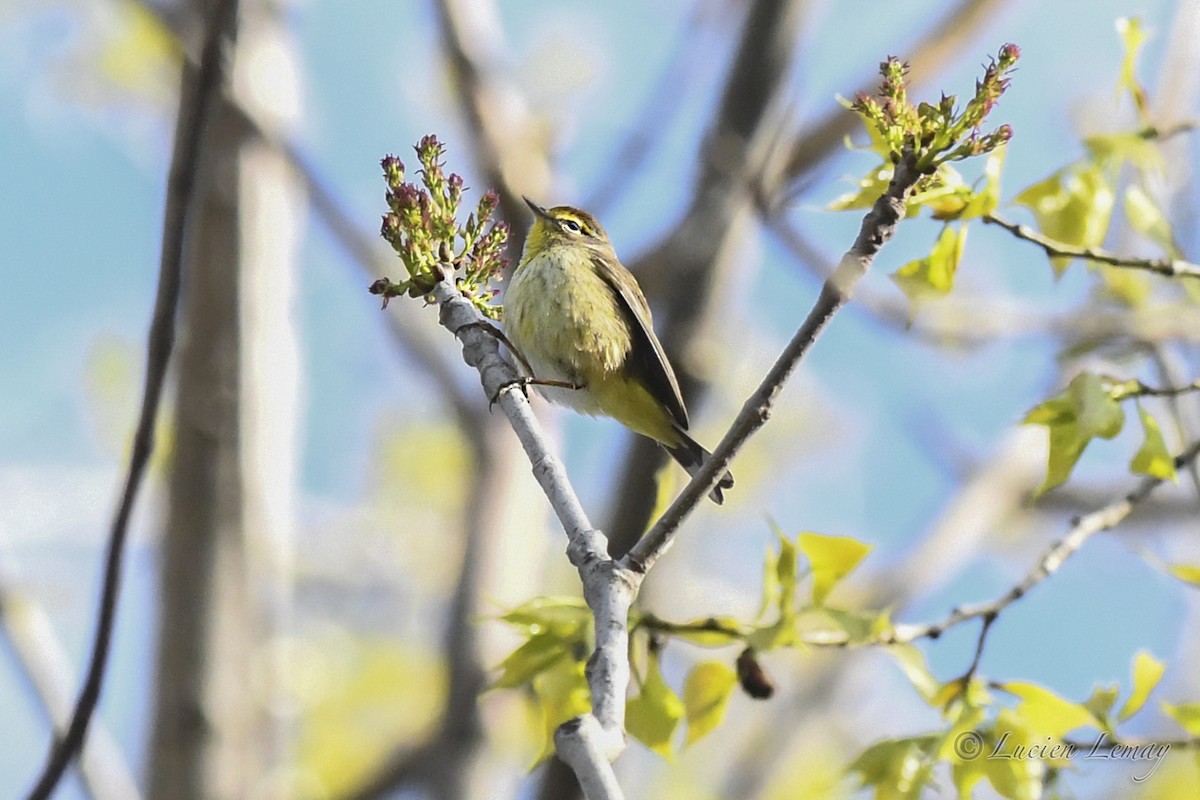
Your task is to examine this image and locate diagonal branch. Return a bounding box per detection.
[430,281,637,799]
[23,1,238,798]
[625,155,923,573]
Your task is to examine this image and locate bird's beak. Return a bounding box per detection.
[523,196,550,219]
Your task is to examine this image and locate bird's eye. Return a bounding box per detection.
[561,218,582,234]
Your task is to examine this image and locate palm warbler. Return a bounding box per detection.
[504,198,734,504]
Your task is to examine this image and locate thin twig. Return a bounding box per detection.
[769,215,1200,343]
[1109,377,1200,400]
[886,439,1200,645]
[984,213,1200,279]
[23,1,237,798]
[625,155,923,574]
[963,613,997,682]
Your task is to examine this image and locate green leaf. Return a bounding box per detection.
[1083,684,1120,726]
[500,596,591,632]
[1014,163,1114,275]
[493,631,572,689]
[847,735,939,797]
[974,710,1054,797]
[960,145,1007,220]
[1167,564,1200,588]
[1070,371,1124,440]
[1115,17,1149,122]
[1162,701,1200,736]
[626,650,684,758]
[746,617,794,652]
[1024,372,1126,494]
[890,225,967,311]
[1084,132,1162,174]
[1124,184,1177,254]
[777,532,799,617]
[828,163,893,211]
[797,532,872,606]
[755,533,782,622]
[1130,405,1177,481]
[683,661,737,746]
[909,164,969,218]
[796,607,879,646]
[1118,651,1165,722]
[1003,681,1100,740]
[887,644,941,704]
[531,657,591,762]
[1098,263,1152,307]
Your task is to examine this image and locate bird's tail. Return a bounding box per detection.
[664,430,735,505]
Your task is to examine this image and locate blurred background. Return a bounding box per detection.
[2,0,1199,798]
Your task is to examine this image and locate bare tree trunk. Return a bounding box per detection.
[148,0,302,796]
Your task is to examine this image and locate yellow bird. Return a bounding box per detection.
[504,198,734,504]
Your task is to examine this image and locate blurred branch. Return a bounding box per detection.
[434,0,552,239]
[605,0,809,563]
[341,426,510,800]
[887,438,1200,644]
[23,1,237,798]
[583,0,728,215]
[984,213,1200,280]
[0,559,140,800]
[135,0,485,441]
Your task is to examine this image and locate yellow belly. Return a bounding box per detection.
[504,248,680,446]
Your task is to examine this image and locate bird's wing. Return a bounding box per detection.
[590,253,690,429]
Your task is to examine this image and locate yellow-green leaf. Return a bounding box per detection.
[1162,701,1200,736]
[493,631,572,689]
[797,532,873,606]
[1003,681,1100,740]
[1130,405,1177,481]
[1119,651,1166,722]
[1014,163,1114,275]
[531,657,591,762]
[1098,263,1152,307]
[1070,371,1124,440]
[1125,184,1177,254]
[777,533,799,615]
[887,645,940,704]
[755,537,782,622]
[626,651,684,758]
[500,596,591,632]
[1167,564,1200,588]
[847,735,939,795]
[1084,684,1120,725]
[1025,372,1126,495]
[1115,17,1149,121]
[1085,132,1162,174]
[960,145,1006,220]
[746,618,790,652]
[828,164,893,211]
[683,661,737,745]
[890,225,967,311]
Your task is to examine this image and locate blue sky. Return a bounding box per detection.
[1,0,1197,796]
